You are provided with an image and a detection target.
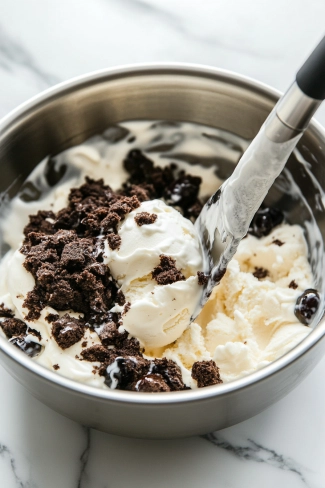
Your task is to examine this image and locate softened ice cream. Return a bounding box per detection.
[0,120,320,392]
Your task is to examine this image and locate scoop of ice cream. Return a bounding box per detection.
[156,224,312,382]
[104,199,204,348]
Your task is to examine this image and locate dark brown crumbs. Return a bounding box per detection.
[152,255,185,285]
[10,336,42,358]
[123,149,202,220]
[134,212,158,226]
[151,358,185,391]
[191,360,223,388]
[0,304,14,318]
[123,302,131,315]
[81,341,88,348]
[272,239,284,246]
[81,344,115,362]
[21,230,121,322]
[197,271,209,286]
[51,314,85,349]
[104,356,150,390]
[81,346,186,391]
[116,290,126,306]
[23,210,56,237]
[53,364,60,370]
[45,313,60,323]
[1,318,27,338]
[135,374,170,392]
[252,267,269,280]
[126,184,153,202]
[289,280,298,290]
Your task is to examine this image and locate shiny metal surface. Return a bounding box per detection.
[276,81,322,131]
[265,82,322,143]
[0,64,325,439]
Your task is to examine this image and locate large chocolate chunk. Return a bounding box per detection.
[51,314,85,349]
[191,360,223,388]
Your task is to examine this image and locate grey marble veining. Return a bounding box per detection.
[202,434,307,485]
[0,0,325,487]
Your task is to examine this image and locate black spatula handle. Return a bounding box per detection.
[296,36,325,100]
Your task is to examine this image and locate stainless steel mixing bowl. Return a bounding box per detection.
[0,64,325,439]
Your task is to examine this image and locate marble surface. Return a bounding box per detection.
[0,0,325,486]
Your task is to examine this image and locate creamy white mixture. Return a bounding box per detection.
[0,120,316,389]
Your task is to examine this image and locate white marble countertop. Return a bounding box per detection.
[1,1,325,486]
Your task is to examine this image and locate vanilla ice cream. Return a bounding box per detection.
[104,199,203,348]
[159,224,312,386]
[0,120,319,392]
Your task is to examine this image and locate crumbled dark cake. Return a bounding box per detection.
[81,344,115,363]
[53,364,60,370]
[21,230,120,323]
[191,360,223,388]
[10,336,42,358]
[20,177,140,325]
[23,210,56,237]
[51,314,85,349]
[0,317,43,358]
[152,255,185,285]
[197,271,209,286]
[104,356,150,390]
[150,358,185,391]
[0,304,14,318]
[289,280,298,290]
[294,289,320,325]
[123,149,202,220]
[252,267,269,280]
[248,207,284,238]
[1,318,27,338]
[272,239,284,246]
[135,374,170,392]
[134,212,158,226]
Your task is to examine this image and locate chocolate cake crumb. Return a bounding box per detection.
[125,184,152,202]
[289,280,298,290]
[53,364,60,370]
[252,267,269,280]
[10,336,42,358]
[104,355,150,390]
[0,304,14,318]
[46,314,59,323]
[197,271,209,286]
[81,344,115,363]
[123,302,131,315]
[152,255,185,285]
[191,360,223,388]
[151,358,185,391]
[116,290,126,306]
[81,341,88,348]
[51,314,85,349]
[135,374,170,392]
[95,321,127,347]
[23,210,56,237]
[272,239,284,246]
[134,212,157,226]
[107,233,121,250]
[123,149,203,220]
[1,318,27,338]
